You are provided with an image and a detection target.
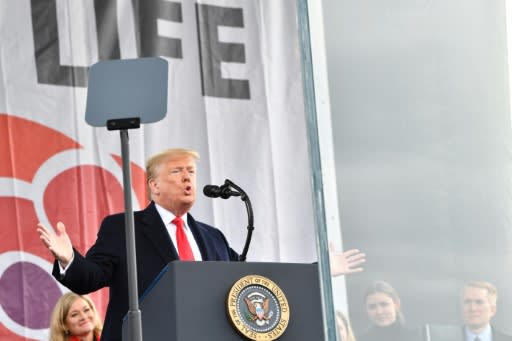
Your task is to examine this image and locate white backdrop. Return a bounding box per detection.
[0,0,318,339]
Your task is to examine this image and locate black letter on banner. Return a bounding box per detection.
[133,0,183,58]
[31,0,120,87]
[94,0,121,61]
[196,4,250,99]
[31,0,88,87]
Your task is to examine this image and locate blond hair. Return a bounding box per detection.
[145,148,200,201]
[461,281,497,306]
[49,292,102,341]
[335,310,357,341]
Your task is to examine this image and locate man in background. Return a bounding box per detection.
[460,281,512,341]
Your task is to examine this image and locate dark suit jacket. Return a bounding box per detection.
[494,329,512,341]
[52,202,238,341]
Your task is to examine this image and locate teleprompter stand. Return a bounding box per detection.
[85,57,169,341]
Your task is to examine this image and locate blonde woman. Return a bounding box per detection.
[49,292,102,341]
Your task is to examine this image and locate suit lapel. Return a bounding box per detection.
[187,214,211,260]
[138,202,179,263]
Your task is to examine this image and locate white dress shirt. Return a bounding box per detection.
[465,324,492,341]
[154,203,203,261]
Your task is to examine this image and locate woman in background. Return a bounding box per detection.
[358,280,421,341]
[49,292,102,341]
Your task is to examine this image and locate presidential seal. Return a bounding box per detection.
[226,274,290,340]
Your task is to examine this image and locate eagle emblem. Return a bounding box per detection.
[244,293,274,326]
[227,275,289,339]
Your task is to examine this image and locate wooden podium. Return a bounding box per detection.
[122,261,324,340]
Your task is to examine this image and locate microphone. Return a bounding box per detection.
[202,179,254,261]
[203,183,241,199]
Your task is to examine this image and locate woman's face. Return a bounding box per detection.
[65,297,96,337]
[335,315,348,341]
[365,292,399,327]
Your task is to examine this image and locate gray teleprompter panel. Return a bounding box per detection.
[85,57,168,127]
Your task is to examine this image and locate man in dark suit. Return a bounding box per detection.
[460,281,512,341]
[37,148,239,341]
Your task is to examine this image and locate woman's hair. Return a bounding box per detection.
[335,310,357,341]
[49,292,102,341]
[364,280,405,324]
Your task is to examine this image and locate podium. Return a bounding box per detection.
[123,261,324,340]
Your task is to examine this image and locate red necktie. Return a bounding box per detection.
[172,216,195,261]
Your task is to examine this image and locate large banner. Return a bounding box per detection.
[0,1,318,339]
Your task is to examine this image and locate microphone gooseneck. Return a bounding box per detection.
[202,179,254,262]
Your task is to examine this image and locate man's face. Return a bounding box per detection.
[365,292,399,327]
[149,156,196,215]
[461,287,496,331]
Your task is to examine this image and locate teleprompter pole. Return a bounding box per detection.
[119,128,143,341]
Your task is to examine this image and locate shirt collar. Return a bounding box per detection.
[154,203,189,229]
[465,324,492,341]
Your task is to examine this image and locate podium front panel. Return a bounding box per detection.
[128,261,324,340]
